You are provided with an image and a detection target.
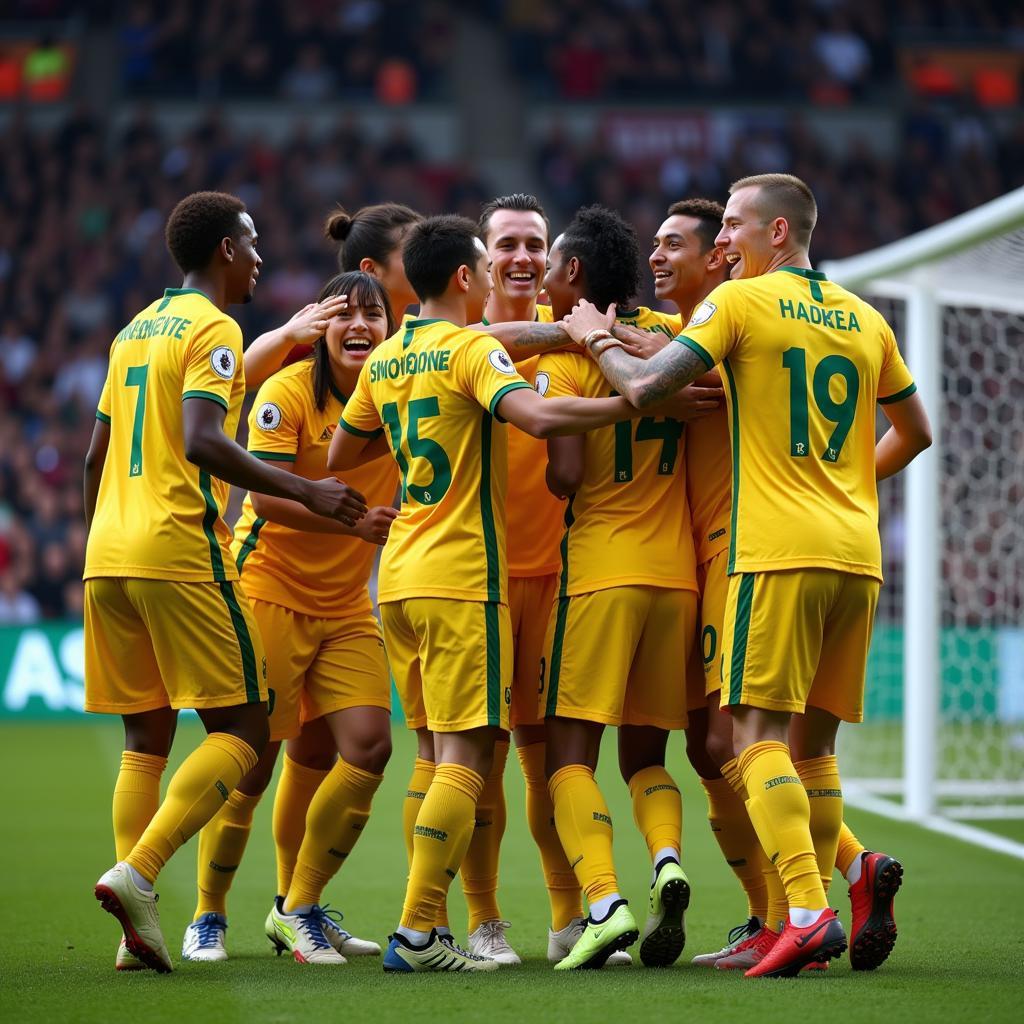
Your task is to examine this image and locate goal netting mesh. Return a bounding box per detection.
[824,189,1024,823]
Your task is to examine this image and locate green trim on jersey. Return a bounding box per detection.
[198,469,227,581]
[478,412,501,602]
[677,334,715,370]
[878,382,918,405]
[95,410,111,425]
[727,573,755,706]
[402,318,447,348]
[556,496,576,599]
[250,451,296,462]
[328,378,348,404]
[235,516,267,574]
[489,380,532,421]
[545,595,570,718]
[338,416,382,439]
[723,358,741,575]
[778,267,827,281]
[158,287,211,313]
[484,602,502,726]
[218,580,261,703]
[182,389,228,411]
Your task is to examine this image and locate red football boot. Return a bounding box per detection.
[744,909,846,978]
[848,851,903,970]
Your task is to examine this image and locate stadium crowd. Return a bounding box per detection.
[0,100,1020,622]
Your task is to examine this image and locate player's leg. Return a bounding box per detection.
[382,599,504,973]
[186,598,315,961]
[95,579,269,973]
[723,570,847,978]
[620,587,695,967]
[274,613,392,963]
[799,575,900,971]
[543,588,641,970]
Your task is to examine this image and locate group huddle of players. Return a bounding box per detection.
[84,173,932,978]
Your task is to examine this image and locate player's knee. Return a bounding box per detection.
[347,730,392,775]
[705,729,735,770]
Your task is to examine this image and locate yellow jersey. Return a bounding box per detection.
[503,304,565,577]
[686,406,731,566]
[340,318,533,604]
[678,267,916,581]
[85,287,246,582]
[231,359,399,618]
[615,305,683,338]
[539,349,697,598]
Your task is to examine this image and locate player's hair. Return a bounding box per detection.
[311,271,396,412]
[559,205,641,310]
[324,203,423,272]
[478,193,550,245]
[165,191,247,274]
[728,173,817,249]
[402,215,482,302]
[666,197,725,253]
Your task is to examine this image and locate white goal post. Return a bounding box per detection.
[822,187,1024,858]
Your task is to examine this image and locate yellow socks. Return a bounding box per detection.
[836,821,866,878]
[738,741,826,913]
[127,733,258,884]
[629,765,682,862]
[112,751,167,861]
[195,789,261,918]
[795,755,844,895]
[516,742,582,930]
[402,758,435,865]
[701,773,769,922]
[272,755,329,898]
[549,765,619,905]
[400,763,483,932]
[461,740,508,933]
[284,757,383,912]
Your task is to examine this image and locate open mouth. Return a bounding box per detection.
[342,338,371,353]
[506,271,536,284]
[725,253,741,265]
[654,270,672,281]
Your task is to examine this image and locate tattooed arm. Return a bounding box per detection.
[595,342,709,410]
[474,320,573,362]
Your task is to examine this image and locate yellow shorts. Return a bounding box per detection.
[685,549,729,711]
[250,600,391,742]
[380,598,512,733]
[508,573,558,729]
[84,577,267,714]
[721,569,880,722]
[542,585,698,729]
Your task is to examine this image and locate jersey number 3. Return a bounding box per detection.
[382,397,452,505]
[782,348,859,463]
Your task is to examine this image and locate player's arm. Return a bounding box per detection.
[83,418,111,531]
[243,295,349,390]
[475,320,573,362]
[327,423,390,471]
[182,396,367,524]
[875,390,932,481]
[545,435,584,498]
[495,386,635,438]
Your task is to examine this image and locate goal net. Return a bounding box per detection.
[821,187,1024,831]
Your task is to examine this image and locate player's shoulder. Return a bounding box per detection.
[258,358,314,402]
[536,303,554,324]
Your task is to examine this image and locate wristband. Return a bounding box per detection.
[590,335,627,358]
[583,328,613,350]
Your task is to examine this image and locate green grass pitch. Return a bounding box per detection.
[2,720,1021,1023]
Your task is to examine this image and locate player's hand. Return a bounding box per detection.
[650,384,724,421]
[283,295,348,345]
[353,505,399,545]
[614,324,669,360]
[562,299,615,344]
[300,477,367,525]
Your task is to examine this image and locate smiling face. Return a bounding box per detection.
[484,209,548,305]
[227,212,262,304]
[715,187,782,280]
[650,214,721,302]
[324,289,389,374]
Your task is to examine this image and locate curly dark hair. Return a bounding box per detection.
[402,215,481,301]
[666,198,725,253]
[165,191,247,274]
[560,205,640,310]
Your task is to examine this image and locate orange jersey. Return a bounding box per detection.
[504,304,566,577]
[232,360,398,617]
